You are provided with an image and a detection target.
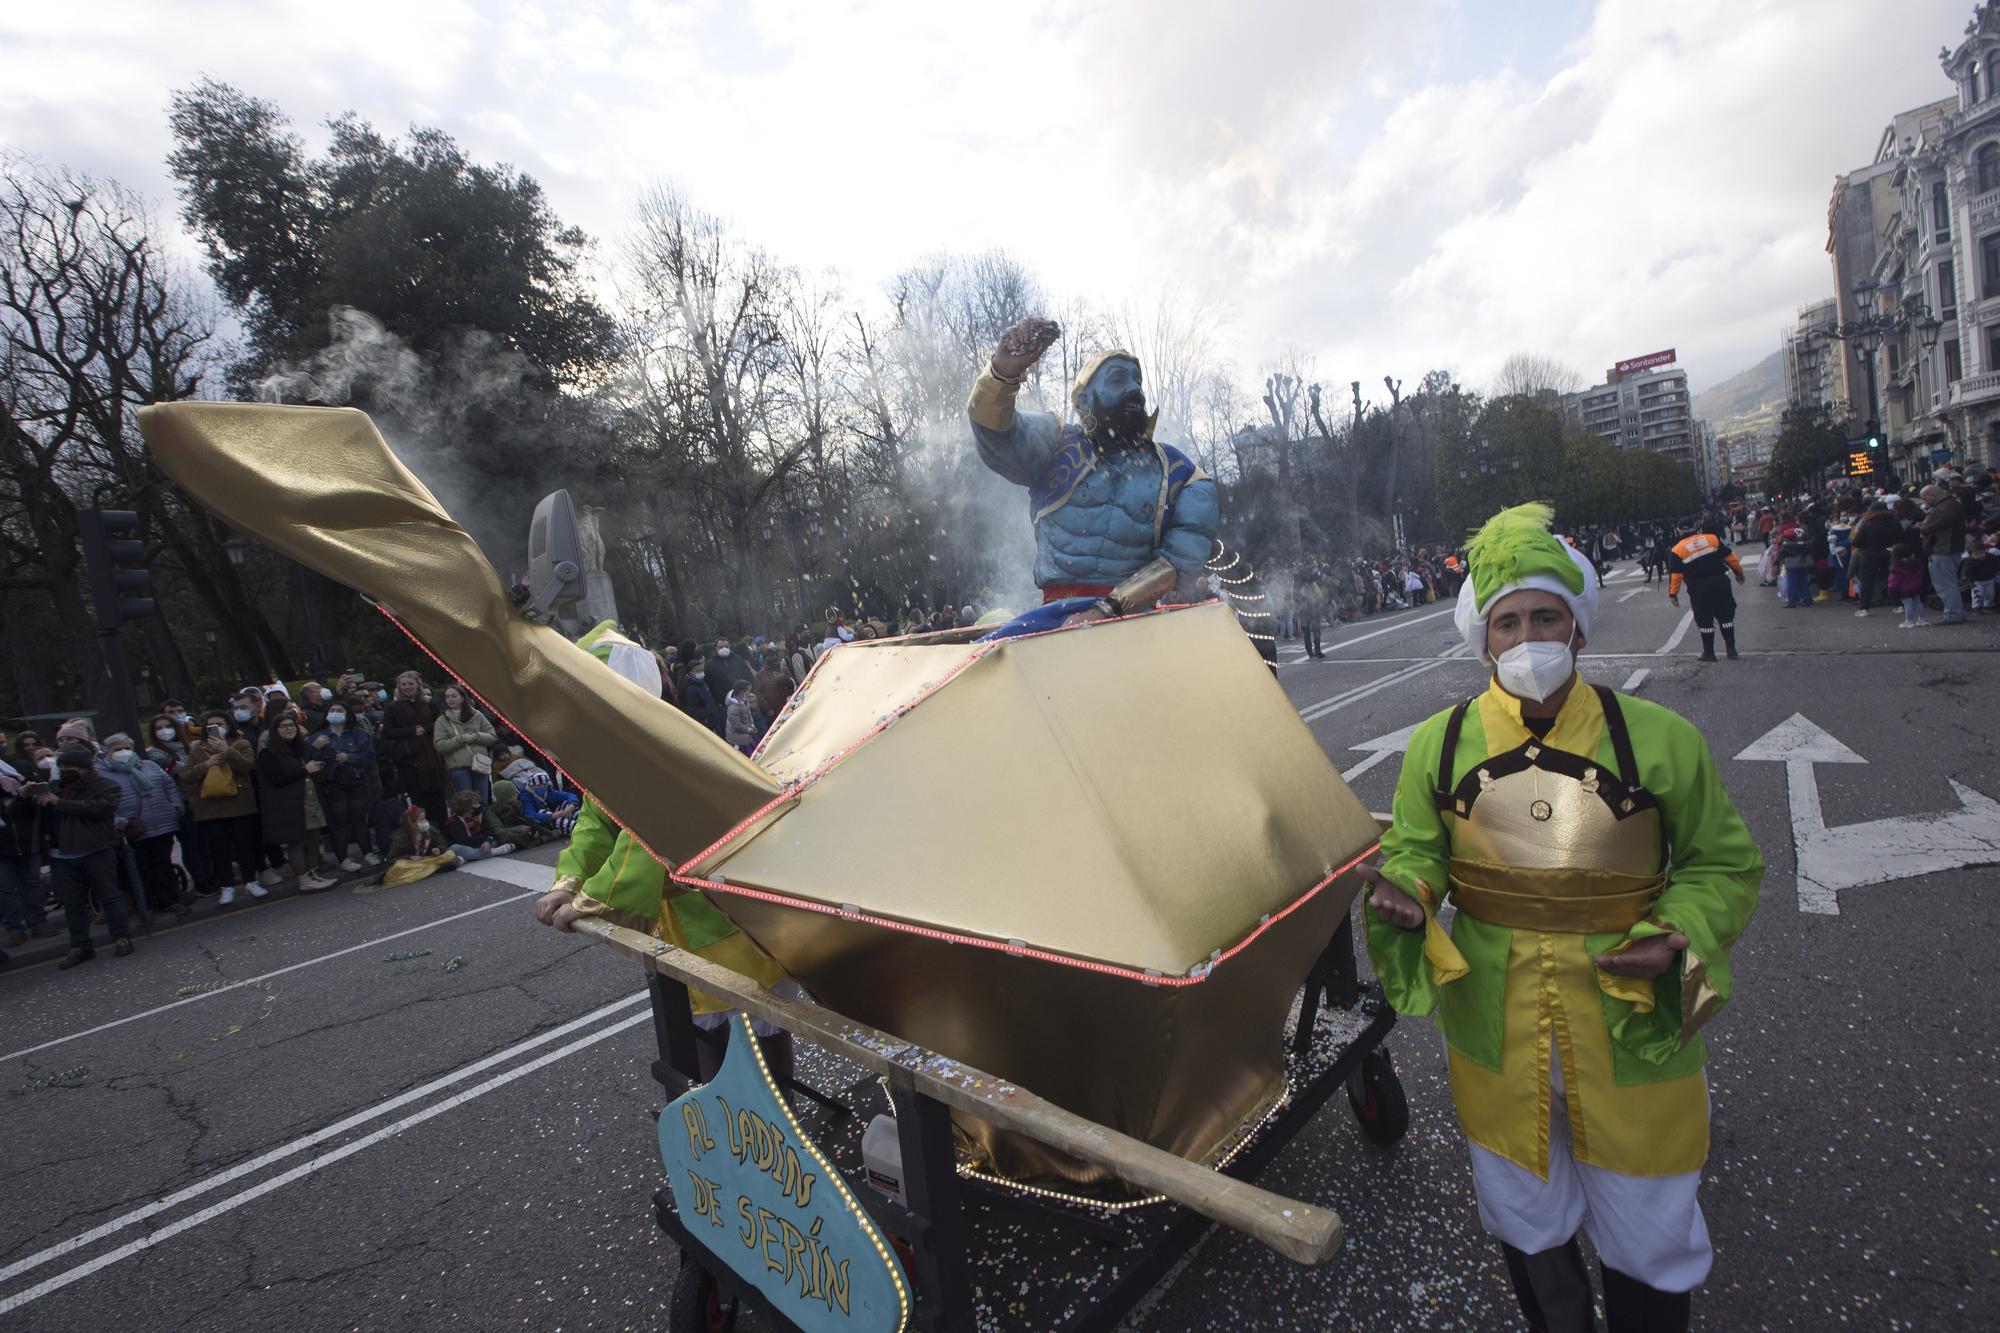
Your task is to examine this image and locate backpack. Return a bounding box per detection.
[1779,535,1813,571]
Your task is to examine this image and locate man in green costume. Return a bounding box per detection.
[532,622,793,1082]
[1361,504,1762,1332]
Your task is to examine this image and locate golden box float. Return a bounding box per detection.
[138,402,1382,1187]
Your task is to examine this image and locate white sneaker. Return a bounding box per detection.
[491,843,516,856]
[300,872,337,891]
[245,880,270,899]
[257,867,284,888]
[340,859,363,872]
[363,853,383,867]
[1854,609,1868,617]
[218,885,238,906]
[1898,620,1915,629]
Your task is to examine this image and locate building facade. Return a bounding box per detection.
[1560,365,1700,474]
[1823,5,2000,475]
[1782,298,1848,412]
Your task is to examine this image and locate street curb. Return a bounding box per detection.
[3,863,390,973]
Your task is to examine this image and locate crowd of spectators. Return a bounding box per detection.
[1,671,581,970]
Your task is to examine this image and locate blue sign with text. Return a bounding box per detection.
[658,1016,909,1331]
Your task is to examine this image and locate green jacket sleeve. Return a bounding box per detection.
[1365,709,1469,1017]
[555,796,618,886]
[1604,702,1763,1061]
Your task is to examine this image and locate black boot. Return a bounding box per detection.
[1598,1262,1690,1333]
[1697,631,1716,662]
[1502,1239,1599,1333]
[57,947,94,971]
[1719,624,1738,660]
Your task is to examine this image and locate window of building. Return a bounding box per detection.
[1988,326,2000,376]
[1936,183,1952,240]
[1985,233,2000,298]
[1888,340,1902,376]
[1946,338,1963,384]
[1940,258,1958,316]
[1980,143,2000,193]
[1975,66,1985,105]
[1988,55,1998,102]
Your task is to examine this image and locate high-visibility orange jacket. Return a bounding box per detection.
[1666,533,1744,597]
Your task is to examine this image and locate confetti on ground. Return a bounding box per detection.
[443,955,464,972]
[175,979,232,996]
[10,1065,89,1096]
[383,949,433,962]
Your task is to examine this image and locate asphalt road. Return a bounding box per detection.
[1,567,1994,1331]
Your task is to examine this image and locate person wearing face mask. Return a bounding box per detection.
[102,734,191,914]
[679,656,723,737]
[256,713,338,891]
[146,712,212,897]
[178,711,264,906]
[312,701,379,871]
[381,670,448,826]
[37,744,135,969]
[376,805,461,886]
[1358,503,1763,1333]
[704,636,753,694]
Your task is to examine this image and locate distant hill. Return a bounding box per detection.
[1693,348,1785,438]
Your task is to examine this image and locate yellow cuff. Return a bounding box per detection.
[567,890,659,937]
[966,368,1021,431]
[1411,879,1470,987]
[549,874,584,897]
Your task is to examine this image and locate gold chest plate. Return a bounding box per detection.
[1450,752,1662,877]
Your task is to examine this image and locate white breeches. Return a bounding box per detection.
[1466,1041,1713,1292]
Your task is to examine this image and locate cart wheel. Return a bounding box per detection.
[669,1259,737,1333]
[1346,1048,1410,1145]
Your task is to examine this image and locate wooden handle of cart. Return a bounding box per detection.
[572,916,1347,1266]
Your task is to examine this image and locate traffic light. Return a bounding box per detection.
[78,508,157,630]
[1865,418,1882,450]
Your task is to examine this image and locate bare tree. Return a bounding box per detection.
[1492,352,1585,399]
[0,157,239,718]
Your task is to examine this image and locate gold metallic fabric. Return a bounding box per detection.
[1446,860,1665,934]
[698,603,1374,976]
[965,369,1021,431]
[1448,764,1663,878]
[137,404,779,867]
[1107,556,1179,613]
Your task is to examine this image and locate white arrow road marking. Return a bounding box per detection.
[1619,668,1650,692]
[1618,587,1648,603]
[1341,720,1423,782]
[1298,645,1471,725]
[1735,713,2000,913]
[1654,610,1694,655]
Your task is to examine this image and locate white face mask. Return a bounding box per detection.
[38,757,56,772]
[716,645,731,657]
[326,711,346,725]
[1491,629,1577,704]
[415,821,430,834]
[155,727,177,740]
[109,749,137,766]
[233,708,254,722]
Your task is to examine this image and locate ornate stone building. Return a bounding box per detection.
[1831,4,2000,475]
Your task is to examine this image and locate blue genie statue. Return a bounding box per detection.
[967,317,1219,631]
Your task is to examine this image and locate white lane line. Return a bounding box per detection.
[1315,605,1460,656]
[0,990,650,1288]
[1299,648,1469,725]
[0,1008,652,1315]
[1339,748,1401,782]
[1654,610,1694,657]
[0,859,555,1066]
[1620,668,1651,692]
[1617,588,1648,603]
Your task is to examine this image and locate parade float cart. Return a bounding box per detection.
[136,402,1413,1333]
[580,890,1406,1333]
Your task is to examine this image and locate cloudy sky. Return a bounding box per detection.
[0,0,1980,396]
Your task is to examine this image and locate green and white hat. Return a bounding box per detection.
[576,620,662,700]
[1452,502,1598,659]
